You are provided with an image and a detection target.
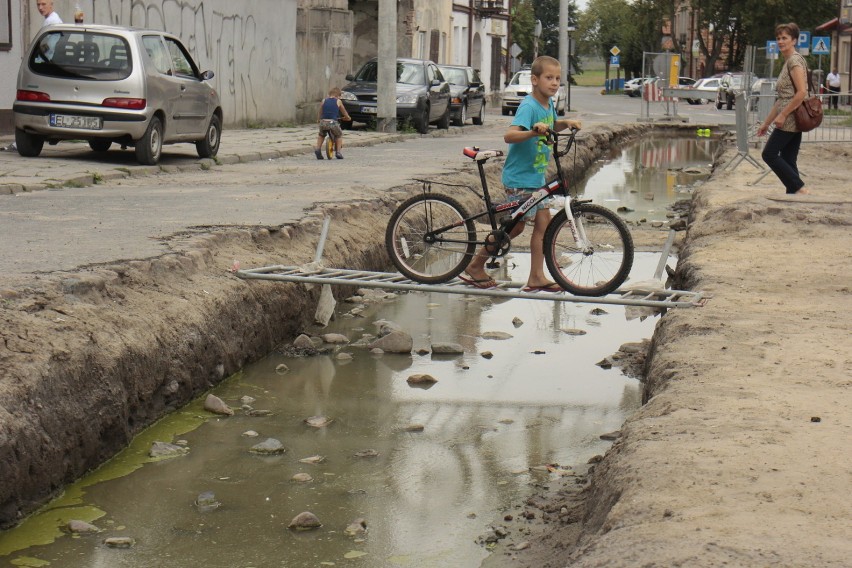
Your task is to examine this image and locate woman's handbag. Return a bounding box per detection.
[792,60,823,132]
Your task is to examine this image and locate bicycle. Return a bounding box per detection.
[320,119,339,159]
[384,128,635,297]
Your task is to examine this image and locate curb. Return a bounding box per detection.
[0,126,449,195]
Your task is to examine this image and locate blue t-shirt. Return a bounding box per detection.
[501,95,556,189]
[320,97,341,120]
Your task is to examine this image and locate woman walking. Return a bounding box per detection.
[757,22,811,195]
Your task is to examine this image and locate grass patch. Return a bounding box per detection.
[91,172,104,184]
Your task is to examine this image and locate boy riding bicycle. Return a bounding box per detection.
[461,56,582,291]
[314,87,352,160]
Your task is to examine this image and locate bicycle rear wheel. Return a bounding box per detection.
[325,132,335,159]
[544,203,634,297]
[385,194,476,284]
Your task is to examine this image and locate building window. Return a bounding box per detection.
[1,0,12,50]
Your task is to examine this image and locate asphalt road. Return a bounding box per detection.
[0,86,736,278]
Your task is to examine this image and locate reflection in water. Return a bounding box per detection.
[0,255,666,567]
[576,134,719,222]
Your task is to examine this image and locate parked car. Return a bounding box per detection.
[501,69,566,116]
[624,77,645,97]
[341,58,450,134]
[686,76,722,105]
[748,77,778,110]
[715,72,755,110]
[14,24,222,165]
[437,64,486,126]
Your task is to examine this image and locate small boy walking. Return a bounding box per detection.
[315,87,351,160]
[461,56,581,291]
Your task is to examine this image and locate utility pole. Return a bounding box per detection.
[533,19,542,59]
[377,0,397,132]
[559,0,568,107]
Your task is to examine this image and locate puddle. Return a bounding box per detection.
[576,133,719,222]
[0,253,665,568]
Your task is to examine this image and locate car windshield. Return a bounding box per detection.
[510,72,532,86]
[29,31,132,81]
[440,67,468,85]
[353,61,426,85]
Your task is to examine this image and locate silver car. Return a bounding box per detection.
[13,25,222,165]
[501,69,566,116]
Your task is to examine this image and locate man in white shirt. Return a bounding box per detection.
[825,67,841,110]
[37,0,62,26]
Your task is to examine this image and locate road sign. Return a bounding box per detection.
[610,46,620,56]
[798,31,810,56]
[610,55,620,67]
[766,40,778,60]
[812,36,830,55]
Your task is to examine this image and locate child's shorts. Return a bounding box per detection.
[505,187,555,221]
[319,119,342,138]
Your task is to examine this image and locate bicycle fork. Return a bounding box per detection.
[508,180,592,252]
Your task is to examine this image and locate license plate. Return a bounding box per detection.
[49,114,103,130]
[361,106,377,114]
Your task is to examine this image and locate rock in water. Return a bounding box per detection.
[288,511,322,531]
[344,518,368,536]
[367,330,413,353]
[406,373,438,385]
[430,342,464,354]
[304,415,333,428]
[66,520,99,533]
[249,438,286,454]
[104,537,136,548]
[204,394,233,416]
[195,491,221,512]
[149,441,189,459]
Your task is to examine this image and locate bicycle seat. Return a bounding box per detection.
[463,147,504,161]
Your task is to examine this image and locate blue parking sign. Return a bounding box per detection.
[766,40,778,59]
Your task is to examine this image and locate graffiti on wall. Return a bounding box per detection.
[90,0,295,125]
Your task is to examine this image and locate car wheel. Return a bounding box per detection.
[557,97,566,116]
[452,103,466,127]
[501,107,510,116]
[416,107,430,134]
[437,105,450,130]
[15,128,44,157]
[726,96,733,111]
[135,116,163,165]
[340,120,352,131]
[472,103,484,125]
[715,98,722,110]
[89,139,112,152]
[196,114,221,158]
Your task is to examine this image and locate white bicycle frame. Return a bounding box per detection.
[507,178,591,252]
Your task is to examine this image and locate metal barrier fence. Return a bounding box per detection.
[745,89,852,144]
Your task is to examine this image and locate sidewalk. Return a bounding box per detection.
[0,125,410,195]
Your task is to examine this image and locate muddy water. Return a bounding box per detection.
[0,136,714,568]
[576,133,719,223]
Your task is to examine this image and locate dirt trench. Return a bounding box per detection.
[0,123,666,530]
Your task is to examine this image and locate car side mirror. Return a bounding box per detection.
[346,74,354,81]
[469,81,481,89]
[430,79,442,87]
[200,70,214,81]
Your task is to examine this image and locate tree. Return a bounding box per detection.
[581,0,650,80]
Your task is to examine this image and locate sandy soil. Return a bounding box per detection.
[483,141,852,567]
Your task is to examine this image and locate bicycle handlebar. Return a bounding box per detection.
[544,127,579,158]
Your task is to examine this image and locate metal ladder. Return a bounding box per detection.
[235,264,706,309]
[234,217,706,311]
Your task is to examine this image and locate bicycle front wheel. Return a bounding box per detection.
[385,194,476,284]
[325,133,335,159]
[544,203,634,297]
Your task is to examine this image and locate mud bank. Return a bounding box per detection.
[484,142,852,567]
[0,124,659,529]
